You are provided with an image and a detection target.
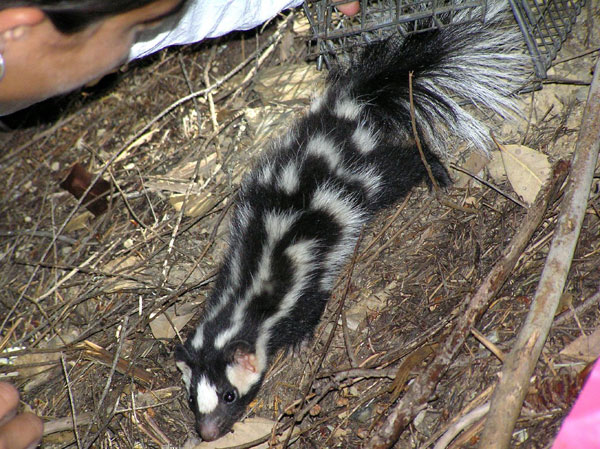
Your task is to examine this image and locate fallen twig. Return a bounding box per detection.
[77,340,153,386]
[366,160,569,449]
[554,285,600,327]
[449,163,527,208]
[471,327,506,363]
[82,316,129,448]
[422,384,494,448]
[61,353,82,449]
[433,403,490,449]
[478,57,600,449]
[204,45,219,133]
[43,387,180,435]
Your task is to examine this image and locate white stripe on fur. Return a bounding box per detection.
[196,376,219,414]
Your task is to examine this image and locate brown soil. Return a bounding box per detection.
[1,5,599,449]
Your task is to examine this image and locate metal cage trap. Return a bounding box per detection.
[302,0,586,78]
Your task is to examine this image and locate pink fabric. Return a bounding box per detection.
[552,359,600,448]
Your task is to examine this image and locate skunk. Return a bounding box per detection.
[174,1,528,441]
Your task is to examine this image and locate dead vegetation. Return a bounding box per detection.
[1,6,599,449]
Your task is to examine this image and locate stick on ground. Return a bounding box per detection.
[366,159,569,449]
[478,56,600,449]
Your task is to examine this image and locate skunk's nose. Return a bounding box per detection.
[198,419,221,442]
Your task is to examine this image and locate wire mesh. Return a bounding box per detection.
[303,0,586,77]
[509,0,585,78]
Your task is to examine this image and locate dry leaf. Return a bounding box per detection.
[64,211,94,233]
[116,128,160,163]
[487,150,508,184]
[104,255,148,292]
[498,144,551,205]
[390,344,437,399]
[557,292,574,315]
[292,15,311,35]
[253,63,324,104]
[9,327,81,391]
[78,340,153,385]
[149,304,197,340]
[169,193,220,217]
[145,153,224,216]
[60,163,111,216]
[192,417,276,449]
[144,154,220,195]
[135,387,179,407]
[345,281,396,330]
[560,326,600,362]
[165,154,219,181]
[245,105,299,150]
[309,404,322,416]
[452,150,490,188]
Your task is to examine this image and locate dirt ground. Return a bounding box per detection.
[1,3,599,449]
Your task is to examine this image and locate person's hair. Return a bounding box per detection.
[0,0,177,34]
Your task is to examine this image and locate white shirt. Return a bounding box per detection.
[129,0,303,60]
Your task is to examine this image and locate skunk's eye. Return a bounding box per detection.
[188,396,194,408]
[223,390,237,403]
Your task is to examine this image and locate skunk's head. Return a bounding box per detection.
[175,340,263,441]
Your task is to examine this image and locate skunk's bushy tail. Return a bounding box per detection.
[329,1,530,157]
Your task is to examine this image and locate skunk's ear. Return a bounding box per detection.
[223,340,251,363]
[174,344,193,390]
[224,341,260,395]
[231,344,258,374]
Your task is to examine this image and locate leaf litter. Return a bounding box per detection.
[0,7,599,449]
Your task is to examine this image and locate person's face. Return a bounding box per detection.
[0,0,184,115]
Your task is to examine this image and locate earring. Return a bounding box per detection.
[0,38,4,81]
[0,35,5,81]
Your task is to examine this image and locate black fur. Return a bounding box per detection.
[175,3,527,441]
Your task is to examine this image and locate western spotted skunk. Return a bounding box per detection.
[175,1,528,441]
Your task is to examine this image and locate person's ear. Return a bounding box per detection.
[0,8,45,39]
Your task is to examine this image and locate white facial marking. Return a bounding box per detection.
[226,364,260,396]
[196,376,219,414]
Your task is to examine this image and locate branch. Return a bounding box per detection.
[366,159,569,449]
[478,57,600,449]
